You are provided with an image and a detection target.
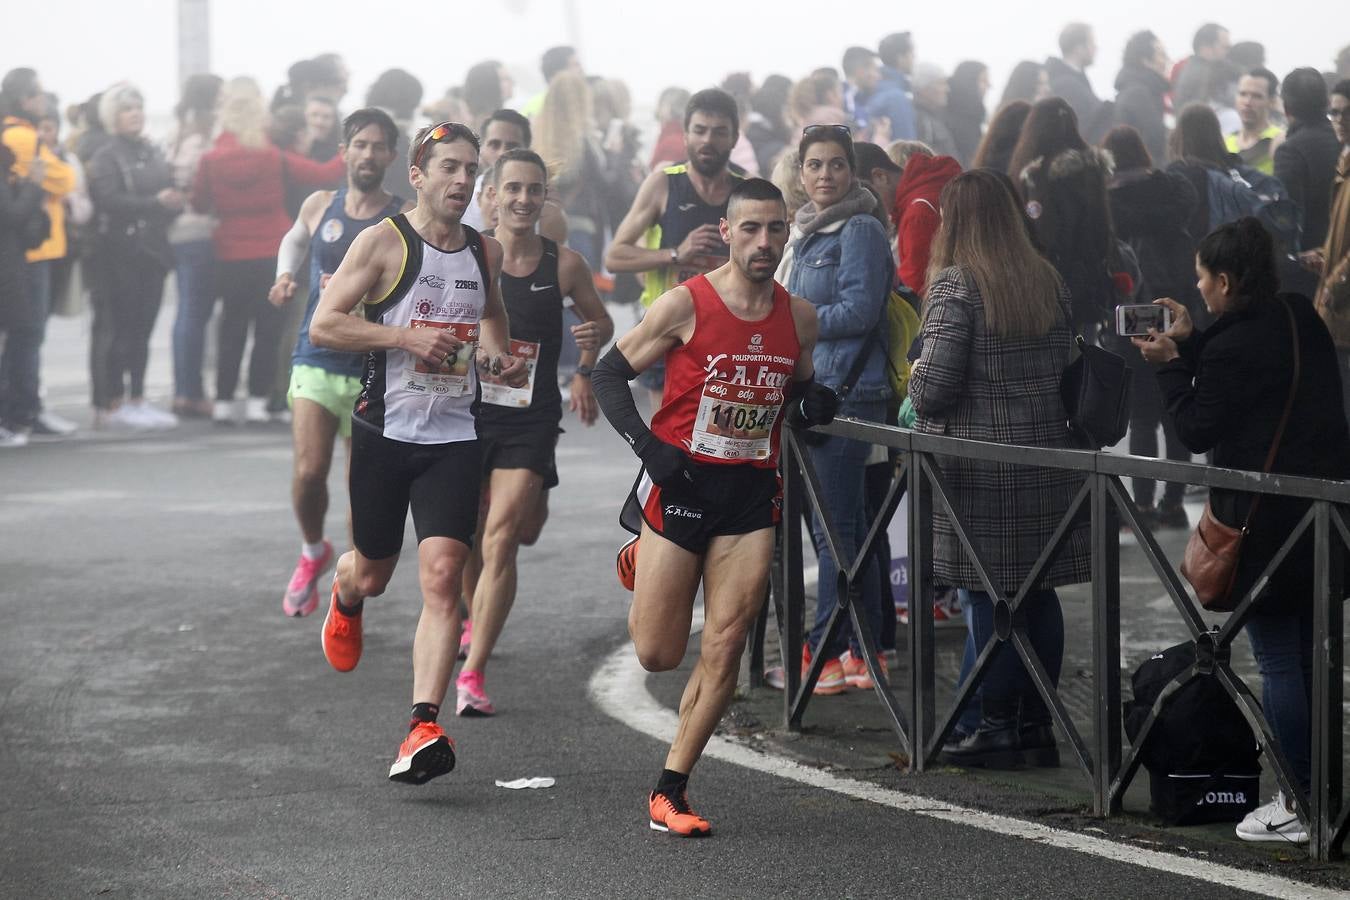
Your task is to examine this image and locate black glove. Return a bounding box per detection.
[786,380,839,428]
[636,436,699,491]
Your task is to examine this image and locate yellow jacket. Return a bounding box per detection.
[2,116,75,262]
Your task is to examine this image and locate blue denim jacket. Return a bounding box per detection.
[787,213,893,403]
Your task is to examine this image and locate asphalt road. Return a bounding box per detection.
[0,311,1339,898]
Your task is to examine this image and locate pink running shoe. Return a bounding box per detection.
[283,540,333,617]
[456,669,495,717]
[458,618,473,661]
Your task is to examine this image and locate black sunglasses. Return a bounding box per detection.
[802,124,852,139]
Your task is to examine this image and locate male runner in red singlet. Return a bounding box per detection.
[309,122,527,786]
[592,178,839,835]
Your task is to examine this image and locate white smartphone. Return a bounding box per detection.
[1115,304,1172,337]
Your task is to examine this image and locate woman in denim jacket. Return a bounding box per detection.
[781,124,893,694]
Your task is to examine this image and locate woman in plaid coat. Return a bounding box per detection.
[909,169,1091,769]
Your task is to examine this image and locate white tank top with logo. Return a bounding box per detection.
[353,215,489,445]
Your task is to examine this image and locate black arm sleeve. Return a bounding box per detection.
[592,345,654,457]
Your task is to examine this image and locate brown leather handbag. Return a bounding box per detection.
[1181,299,1301,612]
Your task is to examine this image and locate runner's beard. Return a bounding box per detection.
[351,167,384,192]
[690,148,731,178]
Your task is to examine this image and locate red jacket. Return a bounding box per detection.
[892,154,962,295]
[193,132,342,261]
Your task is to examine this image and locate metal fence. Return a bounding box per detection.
[752,417,1350,861]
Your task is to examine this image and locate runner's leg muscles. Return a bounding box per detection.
[665,527,773,774]
[630,522,703,672]
[412,537,470,705]
[291,398,340,543]
[335,547,399,604]
[464,468,544,674]
[518,489,550,547]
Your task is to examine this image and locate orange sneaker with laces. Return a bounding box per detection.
[388,721,456,785]
[648,788,711,837]
[616,536,639,591]
[321,578,363,672]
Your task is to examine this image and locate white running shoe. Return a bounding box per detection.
[98,405,152,432]
[32,411,77,436]
[127,401,179,430]
[213,399,238,425]
[244,397,270,424]
[0,425,30,448]
[1235,792,1309,844]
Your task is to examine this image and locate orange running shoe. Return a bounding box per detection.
[616,536,639,591]
[321,578,363,672]
[841,650,889,690]
[648,788,711,837]
[388,721,456,785]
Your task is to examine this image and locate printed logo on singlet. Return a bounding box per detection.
[677,202,698,211]
[529,282,554,293]
[419,273,446,289]
[320,218,344,243]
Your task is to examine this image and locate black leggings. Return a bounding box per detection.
[214,257,283,400]
[89,247,168,410]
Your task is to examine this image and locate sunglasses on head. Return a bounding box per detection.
[412,121,477,169]
[802,124,852,139]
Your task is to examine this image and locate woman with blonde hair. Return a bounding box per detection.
[193,77,341,424]
[533,71,607,269]
[909,168,1090,769]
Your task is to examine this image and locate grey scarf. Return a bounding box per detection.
[792,183,878,239]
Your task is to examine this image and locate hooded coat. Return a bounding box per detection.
[1107,167,1200,308]
[892,154,963,294]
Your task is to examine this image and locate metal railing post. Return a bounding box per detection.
[1092,471,1122,816]
[908,452,935,770]
[1311,500,1345,860]
[781,433,806,729]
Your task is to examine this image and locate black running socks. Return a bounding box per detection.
[655,768,689,796]
[409,702,440,732]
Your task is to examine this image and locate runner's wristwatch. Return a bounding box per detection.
[575,365,593,378]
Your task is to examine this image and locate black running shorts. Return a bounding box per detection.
[349,424,482,560]
[619,461,781,554]
[478,423,561,489]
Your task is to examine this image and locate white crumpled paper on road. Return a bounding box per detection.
[494,776,556,790]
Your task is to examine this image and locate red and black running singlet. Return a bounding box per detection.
[650,274,800,468]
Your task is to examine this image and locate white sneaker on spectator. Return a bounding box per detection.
[98,405,152,432]
[0,425,30,448]
[1235,792,1308,844]
[244,397,270,424]
[126,400,179,430]
[213,400,238,425]
[32,411,77,436]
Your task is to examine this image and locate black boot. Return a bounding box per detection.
[1019,694,1060,768]
[940,695,1022,769]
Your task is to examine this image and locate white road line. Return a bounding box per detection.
[588,606,1337,900]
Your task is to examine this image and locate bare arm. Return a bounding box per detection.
[614,285,696,372]
[603,168,670,273]
[789,295,820,383]
[475,237,530,387]
[309,223,459,366]
[559,246,615,425]
[270,190,331,303]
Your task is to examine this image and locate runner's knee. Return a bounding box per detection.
[634,640,683,673]
[420,552,466,608]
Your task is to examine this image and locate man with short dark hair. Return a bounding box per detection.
[1046,23,1105,138]
[365,69,424,196]
[1114,30,1171,168]
[854,142,902,228]
[1227,68,1284,174]
[1174,22,1233,111]
[841,46,882,133]
[869,32,917,141]
[593,177,835,835]
[455,148,613,715]
[1276,68,1342,296]
[309,121,528,785]
[604,88,743,408]
[521,46,583,118]
[463,109,529,232]
[269,109,411,619]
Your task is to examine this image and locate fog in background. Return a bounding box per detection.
[11,0,1345,125]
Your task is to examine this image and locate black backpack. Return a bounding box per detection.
[1124,642,1261,825]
